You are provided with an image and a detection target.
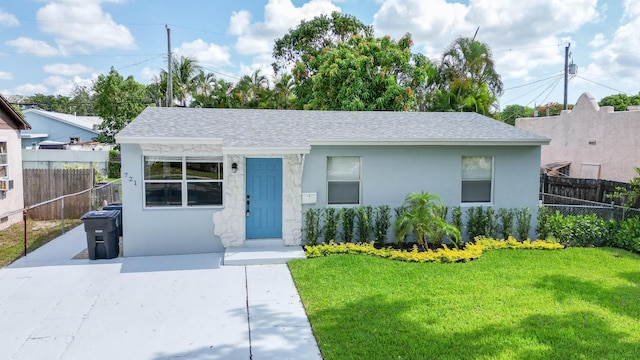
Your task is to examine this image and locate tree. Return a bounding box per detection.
[599,93,640,111]
[394,192,460,250]
[305,34,434,111]
[434,36,503,114]
[270,73,296,109]
[500,104,534,125]
[170,55,201,107]
[24,93,71,113]
[69,85,96,116]
[535,102,566,117]
[93,68,150,143]
[273,12,373,108]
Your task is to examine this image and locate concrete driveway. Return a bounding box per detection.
[0,226,321,359]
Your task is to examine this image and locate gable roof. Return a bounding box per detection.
[23,108,102,133]
[116,108,549,152]
[0,93,31,130]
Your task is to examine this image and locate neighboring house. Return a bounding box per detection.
[115,108,549,256]
[21,108,101,148]
[20,109,111,174]
[0,94,31,230]
[516,92,640,183]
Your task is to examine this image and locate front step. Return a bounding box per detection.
[223,241,306,266]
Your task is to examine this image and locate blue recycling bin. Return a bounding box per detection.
[81,210,120,259]
[103,203,123,236]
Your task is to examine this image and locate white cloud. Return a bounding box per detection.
[0,71,12,80]
[373,0,599,80]
[15,83,49,95]
[5,37,60,56]
[43,63,93,76]
[43,74,97,96]
[37,0,136,52]
[228,0,340,55]
[624,0,640,17]
[0,9,19,26]
[175,39,231,67]
[140,67,160,84]
[589,33,606,48]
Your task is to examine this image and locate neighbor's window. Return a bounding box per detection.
[0,142,7,178]
[327,156,361,205]
[461,156,493,203]
[144,156,223,207]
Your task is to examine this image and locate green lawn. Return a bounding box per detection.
[288,248,640,360]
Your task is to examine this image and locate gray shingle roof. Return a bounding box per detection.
[116,107,549,149]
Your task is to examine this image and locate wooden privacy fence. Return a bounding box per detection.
[23,169,93,220]
[540,174,636,207]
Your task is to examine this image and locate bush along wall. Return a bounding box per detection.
[537,209,640,254]
[303,203,538,246]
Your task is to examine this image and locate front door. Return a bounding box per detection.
[246,158,282,239]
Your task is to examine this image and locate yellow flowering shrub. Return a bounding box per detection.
[304,237,563,263]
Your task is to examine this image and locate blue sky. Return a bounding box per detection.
[1,0,639,109]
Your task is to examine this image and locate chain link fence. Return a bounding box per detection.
[540,193,640,221]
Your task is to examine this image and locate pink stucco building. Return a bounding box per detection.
[516,92,640,183]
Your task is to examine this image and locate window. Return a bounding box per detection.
[327,156,360,205]
[461,156,493,203]
[0,142,7,179]
[144,156,223,207]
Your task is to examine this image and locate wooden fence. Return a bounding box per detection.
[23,169,93,220]
[540,174,636,207]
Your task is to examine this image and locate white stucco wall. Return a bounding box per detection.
[213,153,303,247]
[516,93,640,182]
[0,129,25,230]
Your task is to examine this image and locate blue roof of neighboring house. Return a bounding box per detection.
[23,109,102,133]
[116,107,550,151]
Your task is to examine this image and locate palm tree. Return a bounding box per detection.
[171,55,201,107]
[438,36,502,113]
[270,73,295,109]
[394,192,461,250]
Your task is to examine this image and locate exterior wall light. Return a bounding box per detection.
[232,163,238,173]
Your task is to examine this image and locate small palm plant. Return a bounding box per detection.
[394,192,461,250]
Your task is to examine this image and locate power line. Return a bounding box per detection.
[503,73,563,91]
[525,76,562,107]
[575,75,633,96]
[502,74,563,104]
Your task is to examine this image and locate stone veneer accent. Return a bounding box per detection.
[213,154,303,247]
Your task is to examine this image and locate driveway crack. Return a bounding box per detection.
[244,265,253,360]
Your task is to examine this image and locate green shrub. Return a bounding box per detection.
[498,208,515,239]
[547,212,609,247]
[485,207,498,239]
[340,208,356,243]
[536,206,552,240]
[373,205,391,245]
[515,207,531,241]
[611,217,640,252]
[355,206,373,243]
[304,208,321,246]
[466,206,486,240]
[394,206,407,244]
[108,149,121,179]
[322,208,339,243]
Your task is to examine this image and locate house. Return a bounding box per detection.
[21,108,102,148]
[20,109,111,174]
[0,94,31,230]
[115,108,549,256]
[516,92,640,183]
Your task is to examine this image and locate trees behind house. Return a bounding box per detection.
[599,93,640,111]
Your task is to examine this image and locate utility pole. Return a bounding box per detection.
[166,25,173,107]
[563,42,570,110]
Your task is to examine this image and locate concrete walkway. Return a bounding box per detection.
[0,226,321,359]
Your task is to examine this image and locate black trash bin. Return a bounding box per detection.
[81,210,120,260]
[103,203,123,236]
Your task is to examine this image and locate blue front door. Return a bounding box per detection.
[246,158,283,239]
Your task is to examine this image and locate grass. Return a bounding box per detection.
[288,248,640,359]
[0,219,82,267]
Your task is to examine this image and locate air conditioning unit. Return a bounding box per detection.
[0,178,13,191]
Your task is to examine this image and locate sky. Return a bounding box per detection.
[1,0,639,110]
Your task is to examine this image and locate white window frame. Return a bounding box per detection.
[143,156,224,208]
[461,156,494,204]
[327,156,361,206]
[0,141,8,180]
